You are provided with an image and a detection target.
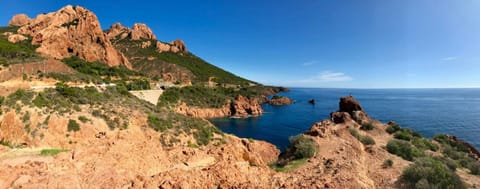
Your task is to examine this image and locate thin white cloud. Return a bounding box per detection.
[302,60,317,66]
[442,56,457,61]
[299,71,352,82]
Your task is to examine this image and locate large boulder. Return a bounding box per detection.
[339,96,363,113]
[9,14,31,26]
[231,95,263,117]
[106,23,130,40]
[7,34,27,43]
[330,112,352,124]
[131,23,156,40]
[171,39,187,52]
[17,5,131,68]
[268,96,293,106]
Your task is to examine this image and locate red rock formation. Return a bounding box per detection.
[131,23,156,40]
[231,95,263,117]
[268,96,293,106]
[175,95,263,118]
[8,14,31,26]
[7,34,27,43]
[339,96,363,113]
[16,5,131,68]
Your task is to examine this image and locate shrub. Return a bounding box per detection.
[32,92,49,108]
[67,119,80,132]
[6,89,34,106]
[349,128,375,145]
[360,122,374,131]
[147,115,171,131]
[399,157,466,189]
[0,96,4,105]
[383,159,393,168]
[194,126,215,146]
[386,139,423,161]
[434,134,470,153]
[40,149,69,156]
[412,138,439,152]
[386,123,401,134]
[360,135,376,145]
[78,116,89,123]
[288,135,318,159]
[394,130,413,141]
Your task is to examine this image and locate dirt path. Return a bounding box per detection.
[129,89,164,105]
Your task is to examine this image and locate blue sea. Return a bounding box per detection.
[210,88,480,150]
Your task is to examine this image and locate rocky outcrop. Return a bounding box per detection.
[8,14,31,26]
[331,96,370,124]
[106,23,130,40]
[339,96,363,113]
[305,120,335,138]
[175,95,263,118]
[7,34,27,43]
[16,5,131,68]
[171,39,187,52]
[231,95,263,118]
[131,23,156,40]
[268,96,293,106]
[175,102,231,118]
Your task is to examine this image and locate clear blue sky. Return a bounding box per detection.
[2,0,480,88]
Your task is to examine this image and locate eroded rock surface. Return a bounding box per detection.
[16,5,131,68]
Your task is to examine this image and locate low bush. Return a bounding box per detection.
[399,157,466,189]
[412,138,439,152]
[360,122,374,131]
[386,123,401,134]
[360,135,376,145]
[67,119,80,132]
[349,128,375,145]
[40,149,69,156]
[434,134,470,153]
[5,89,34,106]
[386,139,423,161]
[78,116,89,123]
[383,159,393,168]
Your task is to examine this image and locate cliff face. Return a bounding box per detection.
[175,95,263,118]
[13,5,131,68]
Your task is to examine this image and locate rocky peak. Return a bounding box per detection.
[131,23,156,40]
[16,5,131,68]
[106,22,130,40]
[331,96,370,124]
[339,96,363,113]
[9,14,31,26]
[171,39,187,52]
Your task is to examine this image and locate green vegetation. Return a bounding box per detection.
[393,128,422,141]
[383,159,393,168]
[67,119,80,132]
[40,149,69,156]
[360,122,374,131]
[273,135,317,170]
[61,56,142,82]
[349,128,376,145]
[433,134,480,175]
[5,89,34,106]
[412,137,439,152]
[78,116,89,123]
[61,19,79,28]
[159,85,263,108]
[386,139,424,161]
[270,158,308,172]
[386,122,401,134]
[114,38,254,85]
[0,26,42,65]
[399,157,466,189]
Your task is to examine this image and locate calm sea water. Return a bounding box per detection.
[210,88,480,150]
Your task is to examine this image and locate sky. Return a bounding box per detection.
[1,0,480,88]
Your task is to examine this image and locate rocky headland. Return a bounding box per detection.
[0,5,479,189]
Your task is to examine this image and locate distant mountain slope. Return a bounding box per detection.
[109,31,255,86]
